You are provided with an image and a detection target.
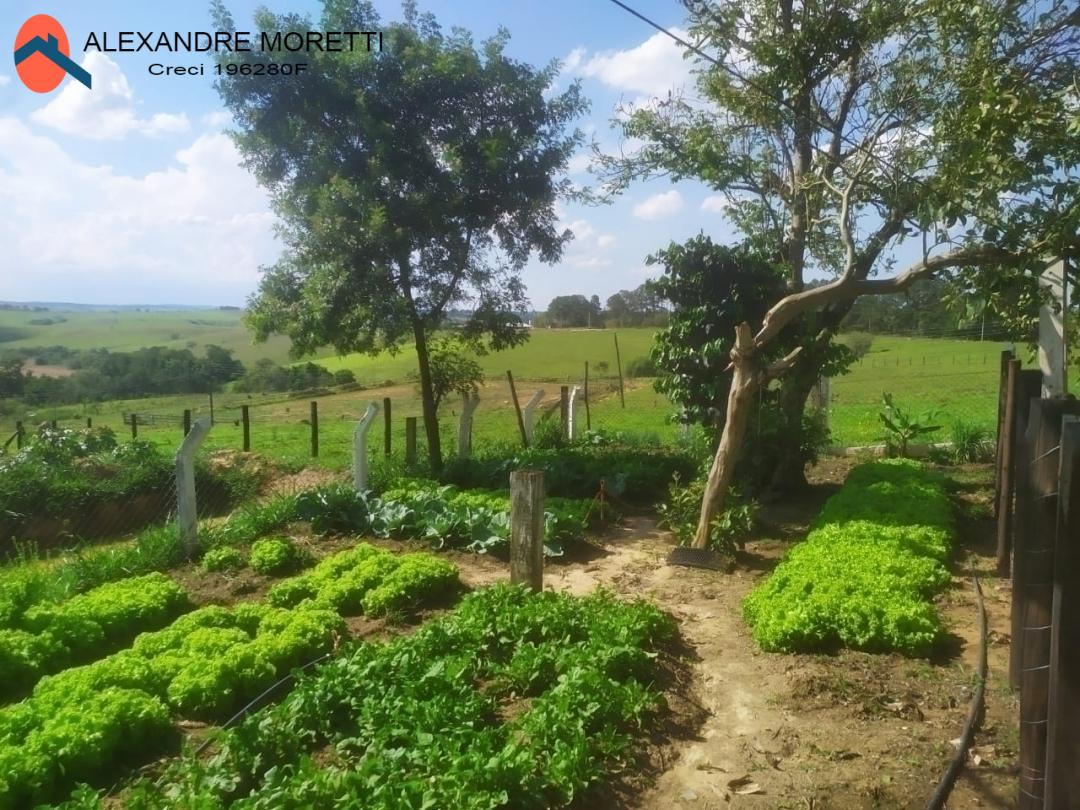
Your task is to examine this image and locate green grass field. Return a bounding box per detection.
[2,307,1021,456]
[0,308,311,366]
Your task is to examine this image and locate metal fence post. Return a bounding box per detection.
[560,385,570,441]
[383,397,392,457]
[176,417,212,559]
[353,402,379,492]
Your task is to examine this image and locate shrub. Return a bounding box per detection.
[950,419,993,463]
[837,331,873,359]
[743,459,953,656]
[624,356,659,377]
[248,537,311,577]
[657,473,755,555]
[294,485,370,536]
[201,546,246,573]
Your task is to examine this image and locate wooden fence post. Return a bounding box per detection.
[86,417,92,429]
[131,413,138,440]
[241,405,251,452]
[613,332,626,409]
[507,370,528,447]
[1011,370,1047,688]
[383,397,392,457]
[510,469,544,593]
[457,392,480,458]
[1046,416,1080,809]
[50,419,57,430]
[405,417,418,468]
[176,417,212,559]
[310,401,319,458]
[995,348,1015,513]
[353,402,380,492]
[560,385,570,441]
[1016,399,1080,810]
[996,358,1020,574]
[183,409,192,436]
[15,421,23,450]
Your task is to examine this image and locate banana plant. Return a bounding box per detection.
[878,393,941,458]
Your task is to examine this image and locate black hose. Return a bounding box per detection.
[925,576,988,810]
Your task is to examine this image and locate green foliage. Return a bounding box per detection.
[293,485,369,536]
[424,336,484,412]
[367,479,605,557]
[949,419,994,463]
[200,546,246,573]
[209,493,300,548]
[744,460,954,656]
[879,393,942,457]
[248,537,311,577]
[0,572,188,702]
[441,444,697,505]
[836,331,874,359]
[624,355,659,377]
[657,473,755,555]
[119,584,676,809]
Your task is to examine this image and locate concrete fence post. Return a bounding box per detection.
[176,416,212,559]
[353,402,380,492]
[458,392,480,458]
[523,389,545,443]
[568,385,582,441]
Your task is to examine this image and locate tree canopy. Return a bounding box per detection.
[212,0,586,467]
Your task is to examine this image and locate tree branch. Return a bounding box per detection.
[754,243,1022,348]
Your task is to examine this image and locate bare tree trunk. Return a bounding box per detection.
[694,323,761,548]
[411,320,443,471]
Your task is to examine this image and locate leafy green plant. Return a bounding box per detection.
[743,459,954,656]
[114,585,676,810]
[657,473,755,555]
[248,537,311,577]
[879,393,941,457]
[950,419,993,463]
[294,485,370,536]
[200,546,246,573]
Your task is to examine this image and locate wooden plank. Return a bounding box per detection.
[509,469,544,592]
[1046,417,1080,810]
[996,358,1020,574]
[1017,400,1080,810]
[995,348,1015,515]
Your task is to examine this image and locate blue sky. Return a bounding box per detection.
[0,0,742,307]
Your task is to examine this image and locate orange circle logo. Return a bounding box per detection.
[14,14,73,93]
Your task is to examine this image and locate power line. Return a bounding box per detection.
[603,0,927,190]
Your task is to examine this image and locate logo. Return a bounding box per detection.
[13,14,91,93]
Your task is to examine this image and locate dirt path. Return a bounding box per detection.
[533,465,1017,810]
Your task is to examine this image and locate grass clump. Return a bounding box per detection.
[743,459,954,656]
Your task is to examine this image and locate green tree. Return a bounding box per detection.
[212,0,585,469]
[599,0,1078,546]
[546,294,601,327]
[425,336,484,411]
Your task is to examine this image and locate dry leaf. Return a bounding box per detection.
[734,782,764,795]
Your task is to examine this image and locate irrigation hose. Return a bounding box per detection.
[925,576,988,810]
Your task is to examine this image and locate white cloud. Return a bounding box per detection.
[701,195,729,213]
[597,234,616,248]
[201,110,232,129]
[0,76,10,87]
[566,152,591,175]
[569,256,612,269]
[31,53,189,139]
[566,219,596,240]
[576,30,693,98]
[633,190,684,220]
[0,118,277,301]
